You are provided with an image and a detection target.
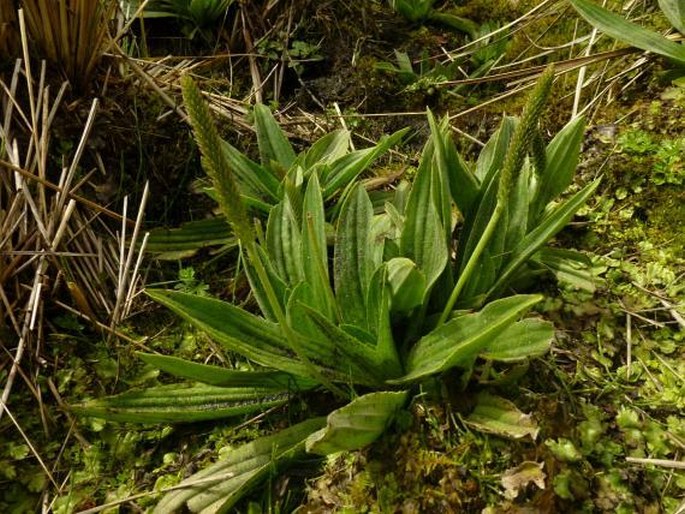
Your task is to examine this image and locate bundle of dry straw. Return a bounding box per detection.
[0,11,148,428]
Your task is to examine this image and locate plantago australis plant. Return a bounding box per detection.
[74,67,599,512]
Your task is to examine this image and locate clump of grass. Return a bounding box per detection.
[21,0,116,89]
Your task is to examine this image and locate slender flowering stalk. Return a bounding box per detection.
[496,65,554,205]
[438,65,555,324]
[180,75,344,396]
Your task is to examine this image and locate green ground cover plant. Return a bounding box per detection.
[73,66,600,512]
[389,0,477,36]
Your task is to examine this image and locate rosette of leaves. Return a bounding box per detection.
[389,0,477,37]
[142,0,235,41]
[74,68,598,512]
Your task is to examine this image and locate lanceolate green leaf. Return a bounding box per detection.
[301,174,336,320]
[428,110,479,217]
[220,140,280,202]
[301,129,351,170]
[428,11,477,37]
[480,318,554,362]
[463,160,532,304]
[532,116,586,219]
[145,217,235,260]
[322,128,408,199]
[454,118,515,281]
[534,247,599,292]
[334,185,375,327]
[425,113,456,245]
[280,290,386,386]
[366,266,403,378]
[570,0,685,66]
[386,257,427,314]
[253,104,296,172]
[295,304,387,385]
[504,161,534,253]
[73,383,289,423]
[474,116,515,183]
[154,417,326,514]
[400,141,449,294]
[391,0,436,22]
[266,198,304,285]
[464,393,540,440]
[306,391,408,455]
[455,171,499,275]
[395,295,543,384]
[136,353,316,389]
[146,290,309,377]
[243,245,289,322]
[486,179,600,300]
[659,0,685,34]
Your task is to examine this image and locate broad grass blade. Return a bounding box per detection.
[571,0,685,65]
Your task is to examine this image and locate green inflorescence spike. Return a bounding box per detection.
[181,74,253,245]
[497,65,554,204]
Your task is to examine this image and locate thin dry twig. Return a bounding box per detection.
[625,457,685,470]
